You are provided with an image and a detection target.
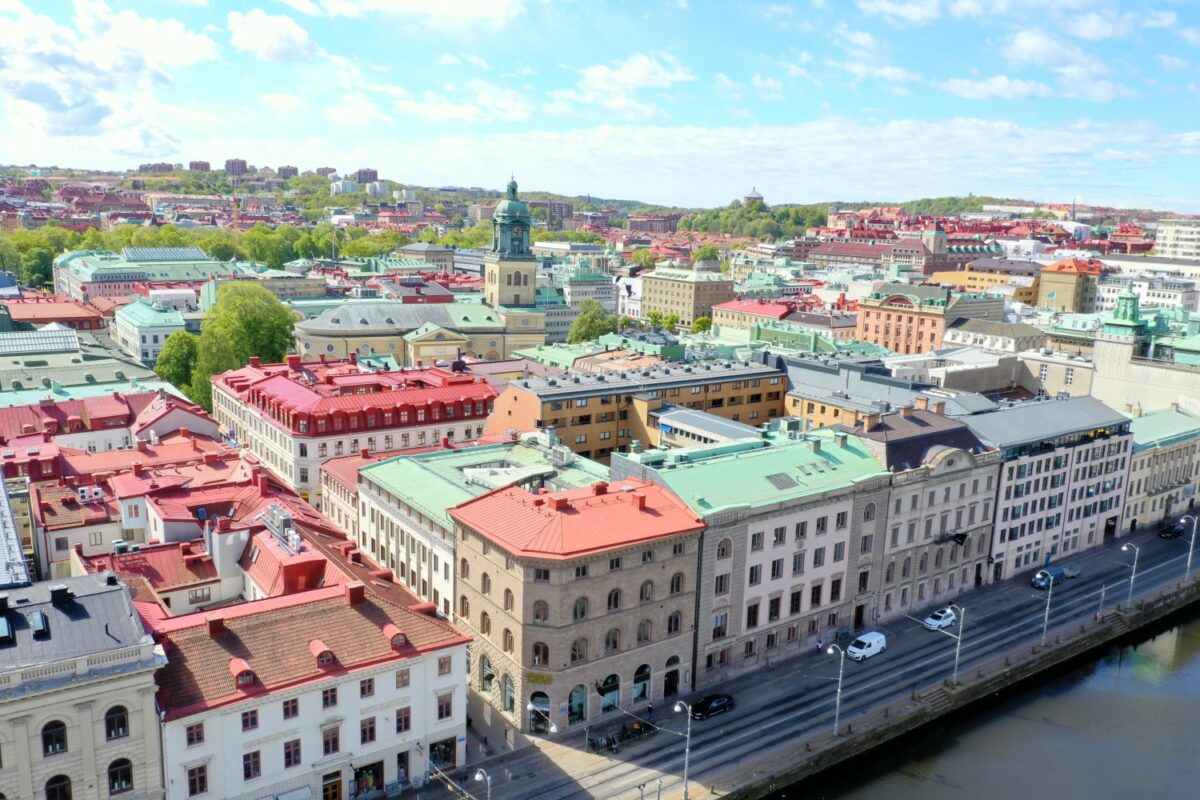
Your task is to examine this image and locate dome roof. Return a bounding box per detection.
[494,177,529,220]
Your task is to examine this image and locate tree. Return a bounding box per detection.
[190,283,296,410]
[663,313,680,331]
[566,300,618,343]
[155,331,199,391]
[693,245,719,262]
[691,316,712,333]
[632,249,657,269]
[21,247,53,287]
[0,237,19,276]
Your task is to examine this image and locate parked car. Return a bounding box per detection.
[1160,520,1187,539]
[1031,566,1066,589]
[846,631,887,661]
[690,693,734,720]
[922,607,957,631]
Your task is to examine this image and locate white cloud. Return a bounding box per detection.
[228,9,316,62]
[1184,29,1200,47]
[391,79,530,123]
[1142,10,1176,29]
[1064,13,1122,41]
[713,73,742,100]
[835,25,877,51]
[830,60,920,82]
[261,92,306,112]
[752,74,784,100]
[548,52,695,120]
[0,0,217,154]
[1006,28,1107,82]
[938,74,1053,99]
[856,0,942,25]
[338,92,391,124]
[436,53,491,70]
[1159,55,1190,72]
[278,0,525,25]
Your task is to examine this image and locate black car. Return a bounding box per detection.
[1159,520,1187,539]
[690,693,734,720]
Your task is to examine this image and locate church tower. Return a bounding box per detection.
[484,178,537,307]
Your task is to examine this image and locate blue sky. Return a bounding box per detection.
[2,0,1200,210]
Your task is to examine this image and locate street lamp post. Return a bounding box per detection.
[1122,542,1140,608]
[673,701,693,800]
[826,643,846,736]
[1040,576,1054,647]
[656,778,663,800]
[949,604,966,686]
[474,769,491,800]
[1183,515,1198,579]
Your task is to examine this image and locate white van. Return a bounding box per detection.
[846,631,887,661]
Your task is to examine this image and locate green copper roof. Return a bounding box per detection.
[360,438,607,530]
[626,427,889,516]
[1128,408,1200,451]
[115,301,185,328]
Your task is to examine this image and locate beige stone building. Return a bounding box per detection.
[641,268,735,327]
[0,574,165,800]
[450,479,703,748]
[1122,407,1200,533]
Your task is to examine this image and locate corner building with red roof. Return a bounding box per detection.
[449,478,703,747]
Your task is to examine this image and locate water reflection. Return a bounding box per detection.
[792,612,1200,800]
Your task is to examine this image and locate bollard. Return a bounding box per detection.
[884,707,889,718]
[1005,656,1011,666]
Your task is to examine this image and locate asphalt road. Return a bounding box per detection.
[468,528,1198,800]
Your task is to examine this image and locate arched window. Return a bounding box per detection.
[863,502,877,522]
[568,684,588,725]
[480,655,494,692]
[532,641,549,666]
[502,674,515,713]
[42,721,67,756]
[504,589,514,612]
[570,638,588,664]
[533,600,549,624]
[637,619,652,643]
[607,588,621,612]
[481,573,491,595]
[108,759,133,795]
[716,538,733,559]
[667,610,682,635]
[460,558,469,579]
[639,581,654,603]
[633,664,651,703]
[503,628,515,653]
[104,706,128,740]
[459,595,470,619]
[480,611,491,635]
[45,776,72,800]
[573,597,589,621]
[605,628,621,654]
[669,573,684,595]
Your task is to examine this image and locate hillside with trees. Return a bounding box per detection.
[678,200,828,239]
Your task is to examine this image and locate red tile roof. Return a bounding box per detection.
[147,585,470,718]
[33,483,118,531]
[450,479,703,560]
[59,436,234,478]
[3,296,105,325]
[83,540,218,591]
[0,391,162,443]
[1042,257,1105,275]
[713,299,796,319]
[240,530,344,596]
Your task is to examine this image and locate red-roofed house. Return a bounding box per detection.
[1038,257,1107,313]
[149,583,469,799]
[212,356,498,503]
[3,295,106,330]
[448,478,703,742]
[711,298,798,328]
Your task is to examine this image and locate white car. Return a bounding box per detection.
[922,608,957,631]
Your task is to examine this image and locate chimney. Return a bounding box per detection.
[205,615,224,638]
[632,493,647,511]
[809,439,822,453]
[593,481,609,496]
[136,439,148,452]
[416,360,423,368]
[835,432,848,448]
[441,436,450,449]
[131,461,143,476]
[319,354,326,362]
[913,396,929,411]
[349,352,357,365]
[286,354,301,369]
[178,426,189,439]
[630,439,642,454]
[216,517,232,532]
[344,581,366,606]
[932,401,946,415]
[864,412,881,432]
[550,496,569,511]
[256,475,268,493]
[899,406,914,418]
[412,601,438,617]
[249,356,260,367]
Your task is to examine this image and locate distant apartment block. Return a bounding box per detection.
[1154,218,1200,261]
[855,283,1004,354]
[188,160,210,171]
[138,162,173,173]
[277,164,299,179]
[628,215,680,233]
[355,167,379,184]
[1037,258,1104,313]
[641,268,735,327]
[224,158,248,176]
[316,166,337,177]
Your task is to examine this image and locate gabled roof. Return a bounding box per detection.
[1043,258,1104,275]
[83,540,218,592]
[451,479,702,560]
[147,584,470,718]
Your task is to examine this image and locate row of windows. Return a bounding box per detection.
[39,708,129,757]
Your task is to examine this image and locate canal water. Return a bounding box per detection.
[794,609,1200,800]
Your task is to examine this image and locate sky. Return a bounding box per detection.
[2,0,1200,210]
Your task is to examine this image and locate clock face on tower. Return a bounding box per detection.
[512,226,523,237]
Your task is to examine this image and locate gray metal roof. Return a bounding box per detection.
[0,573,150,672]
[0,327,80,356]
[122,246,211,262]
[656,407,761,441]
[0,480,29,590]
[294,301,505,333]
[957,396,1129,448]
[947,318,1045,339]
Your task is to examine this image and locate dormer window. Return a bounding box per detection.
[237,670,254,686]
[318,651,334,667]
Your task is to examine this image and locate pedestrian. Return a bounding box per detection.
[647,703,653,718]
[816,639,824,654]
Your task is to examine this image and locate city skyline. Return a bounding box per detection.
[1,1,1200,210]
